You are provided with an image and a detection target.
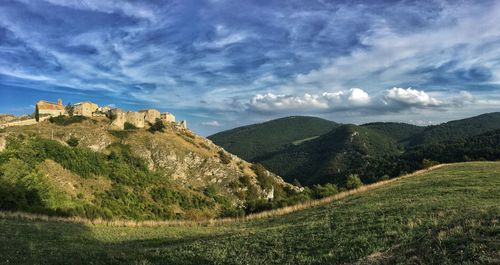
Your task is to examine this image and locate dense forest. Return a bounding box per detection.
[211,113,500,187]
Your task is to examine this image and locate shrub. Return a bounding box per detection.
[345,174,363,190]
[312,183,338,199]
[109,130,130,141]
[124,122,137,130]
[65,104,74,116]
[148,120,165,133]
[252,164,274,189]
[218,151,232,164]
[66,137,79,147]
[380,174,390,181]
[49,116,87,126]
[422,158,439,169]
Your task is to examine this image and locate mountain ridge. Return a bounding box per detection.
[209,112,500,186]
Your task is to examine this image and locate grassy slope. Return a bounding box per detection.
[1,162,499,264]
[208,116,338,162]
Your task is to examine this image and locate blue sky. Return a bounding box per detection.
[1,0,500,135]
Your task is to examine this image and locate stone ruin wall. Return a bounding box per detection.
[139,109,161,124]
[125,111,145,128]
[73,102,98,117]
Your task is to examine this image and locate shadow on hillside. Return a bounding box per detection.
[0,217,238,265]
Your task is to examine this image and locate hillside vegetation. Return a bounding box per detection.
[259,124,402,185]
[409,112,500,146]
[208,116,338,161]
[0,117,302,220]
[1,162,498,264]
[210,112,500,186]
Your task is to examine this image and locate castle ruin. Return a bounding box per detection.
[35,99,66,121]
[1,99,185,130]
[139,109,161,124]
[73,102,98,117]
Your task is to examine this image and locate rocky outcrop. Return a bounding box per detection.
[0,135,6,152]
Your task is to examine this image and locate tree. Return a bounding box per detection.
[66,137,79,147]
[65,103,74,116]
[148,120,165,133]
[345,174,363,190]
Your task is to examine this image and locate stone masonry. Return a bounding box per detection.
[139,109,161,124]
[73,101,98,117]
[35,99,67,121]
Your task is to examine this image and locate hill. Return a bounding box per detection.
[361,122,425,145]
[1,162,498,264]
[0,116,299,220]
[258,124,402,185]
[210,112,500,186]
[404,129,500,163]
[409,112,500,146]
[208,116,338,162]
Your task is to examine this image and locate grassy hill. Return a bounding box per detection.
[409,112,500,146]
[208,116,338,162]
[1,162,498,264]
[0,117,299,220]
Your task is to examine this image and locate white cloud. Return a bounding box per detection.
[248,88,373,113]
[322,88,371,106]
[452,91,475,107]
[384,87,442,107]
[247,87,475,114]
[201,120,221,127]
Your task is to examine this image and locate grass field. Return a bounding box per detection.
[1,162,499,265]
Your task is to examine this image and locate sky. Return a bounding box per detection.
[1,0,500,136]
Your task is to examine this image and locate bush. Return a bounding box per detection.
[345,174,363,190]
[66,137,79,147]
[148,120,165,133]
[124,122,137,130]
[422,158,439,169]
[49,116,87,126]
[65,104,74,116]
[311,183,338,199]
[218,151,232,164]
[252,164,274,189]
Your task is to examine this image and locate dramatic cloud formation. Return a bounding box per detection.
[247,87,468,114]
[248,88,371,113]
[384,87,442,108]
[0,0,499,135]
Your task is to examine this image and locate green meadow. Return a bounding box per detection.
[1,162,499,265]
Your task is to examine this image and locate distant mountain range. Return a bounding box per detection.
[209,112,500,186]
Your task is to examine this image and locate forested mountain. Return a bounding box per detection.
[408,112,500,146]
[257,124,401,186]
[361,122,424,145]
[208,116,338,161]
[210,112,500,187]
